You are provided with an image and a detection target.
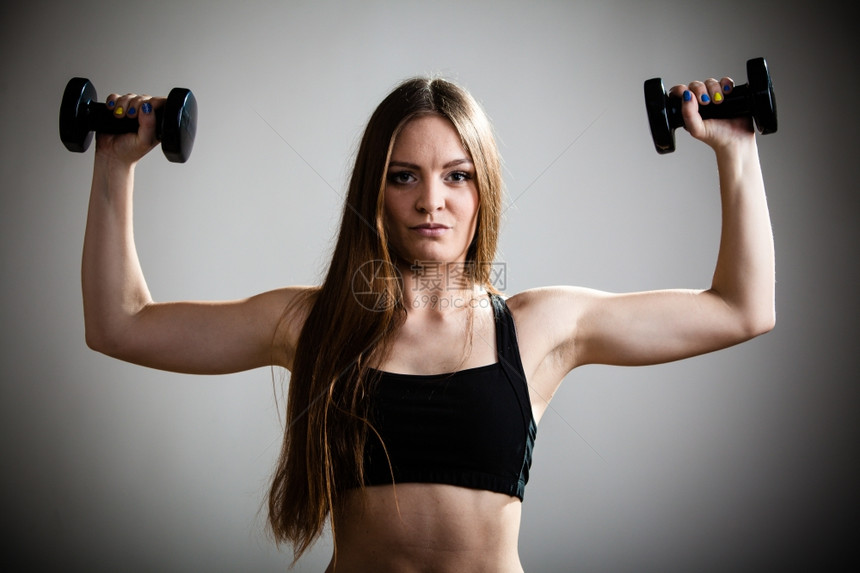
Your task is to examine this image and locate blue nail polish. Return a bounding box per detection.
[108,100,116,108]
[683,90,692,102]
[141,102,152,114]
[701,94,710,103]
[128,106,136,115]
[723,84,732,93]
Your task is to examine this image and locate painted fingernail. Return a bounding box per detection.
[128,106,136,115]
[713,92,723,103]
[701,94,710,103]
[141,102,152,114]
[114,106,124,116]
[723,84,732,93]
[683,90,692,102]
[108,100,116,108]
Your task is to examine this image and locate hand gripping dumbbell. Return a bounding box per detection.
[644,57,777,154]
[59,77,198,163]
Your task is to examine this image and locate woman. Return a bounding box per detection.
[83,74,774,572]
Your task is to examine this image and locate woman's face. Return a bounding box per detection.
[383,114,479,268]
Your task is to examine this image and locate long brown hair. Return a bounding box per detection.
[267,77,504,562]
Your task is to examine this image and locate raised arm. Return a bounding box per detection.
[512,74,775,395]
[82,91,307,374]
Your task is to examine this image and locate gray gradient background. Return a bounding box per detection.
[2,1,858,571]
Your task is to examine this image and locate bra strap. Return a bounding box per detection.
[490,293,537,499]
[491,293,527,378]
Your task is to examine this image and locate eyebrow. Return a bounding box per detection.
[388,158,474,170]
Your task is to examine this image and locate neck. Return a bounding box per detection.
[397,260,486,317]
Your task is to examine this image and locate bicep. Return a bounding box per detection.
[571,287,759,368]
[91,287,311,375]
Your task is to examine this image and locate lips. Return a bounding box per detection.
[410,223,451,237]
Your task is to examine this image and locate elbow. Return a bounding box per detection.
[760,307,776,335]
[739,306,776,340]
[84,322,112,355]
[83,300,145,358]
[83,299,110,354]
[84,304,152,362]
[712,287,775,342]
[84,317,126,358]
[749,316,775,339]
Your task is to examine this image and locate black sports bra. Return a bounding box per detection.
[362,294,537,500]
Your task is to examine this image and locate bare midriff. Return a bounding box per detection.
[325,483,524,573]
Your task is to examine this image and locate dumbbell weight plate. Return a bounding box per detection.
[161,87,197,164]
[59,77,97,153]
[747,57,777,135]
[644,77,678,154]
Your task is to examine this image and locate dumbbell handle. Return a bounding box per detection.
[83,100,168,139]
[665,84,755,130]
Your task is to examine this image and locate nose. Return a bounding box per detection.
[415,178,445,213]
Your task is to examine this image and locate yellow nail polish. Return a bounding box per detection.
[114,106,124,116]
[713,92,723,103]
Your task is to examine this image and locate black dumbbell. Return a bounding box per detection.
[644,57,777,154]
[59,77,197,163]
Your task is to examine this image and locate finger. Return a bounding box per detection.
[106,93,121,115]
[668,83,688,99]
[110,93,138,118]
[687,80,709,105]
[142,95,166,112]
[126,95,141,119]
[131,95,163,142]
[720,76,735,95]
[679,83,704,135]
[704,78,724,104]
[126,94,157,119]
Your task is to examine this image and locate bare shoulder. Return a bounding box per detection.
[505,285,597,327]
[501,287,603,418]
[503,286,595,376]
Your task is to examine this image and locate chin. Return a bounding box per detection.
[402,247,467,266]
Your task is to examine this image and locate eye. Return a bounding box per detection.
[447,171,473,183]
[387,171,416,185]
